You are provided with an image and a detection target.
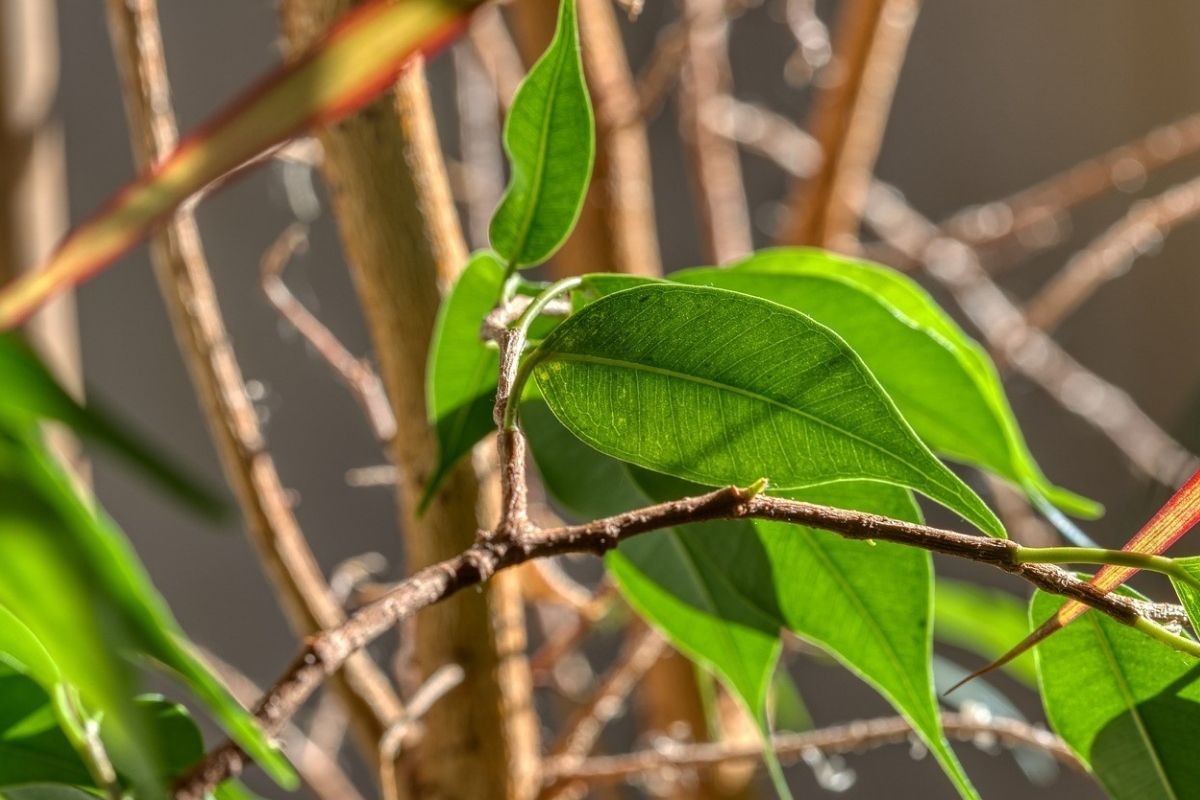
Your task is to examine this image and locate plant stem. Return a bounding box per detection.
[499,277,582,431]
[1016,546,1200,590]
[1133,618,1200,658]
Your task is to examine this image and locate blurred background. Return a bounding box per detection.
[6,0,1200,797]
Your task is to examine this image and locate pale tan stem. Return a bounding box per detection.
[780,0,919,251]
[278,3,538,797]
[102,0,405,768]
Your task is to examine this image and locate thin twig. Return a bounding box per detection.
[468,5,526,107]
[380,665,467,800]
[103,0,405,762]
[542,711,1083,784]
[531,581,617,682]
[944,110,1200,264]
[260,223,397,442]
[176,483,1185,797]
[200,648,367,800]
[781,0,920,251]
[453,43,506,248]
[1024,173,1200,332]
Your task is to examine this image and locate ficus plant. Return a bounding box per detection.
[1,0,1199,799]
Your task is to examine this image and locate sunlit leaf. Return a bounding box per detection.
[529,283,1003,536]
[672,249,1098,518]
[0,0,481,329]
[489,0,594,267]
[1033,588,1200,799]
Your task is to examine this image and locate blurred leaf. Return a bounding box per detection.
[526,404,978,799]
[0,428,294,792]
[934,579,1037,686]
[673,250,1098,519]
[0,668,94,788]
[0,0,482,329]
[0,787,97,800]
[423,251,506,508]
[489,0,594,267]
[530,283,1003,536]
[1033,588,1200,799]
[0,333,222,516]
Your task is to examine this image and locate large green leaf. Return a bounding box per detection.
[672,250,1098,518]
[0,333,221,516]
[525,404,978,798]
[934,579,1037,686]
[423,251,506,507]
[529,283,1003,536]
[1033,589,1200,799]
[0,428,294,793]
[489,0,594,267]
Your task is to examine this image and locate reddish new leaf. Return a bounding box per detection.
[0,0,477,329]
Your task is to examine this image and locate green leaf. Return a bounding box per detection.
[0,332,223,517]
[529,283,1003,536]
[0,428,294,792]
[525,405,978,798]
[934,579,1037,686]
[1170,556,1200,633]
[0,668,94,788]
[672,249,1099,518]
[489,0,594,267]
[1033,588,1200,799]
[423,251,506,508]
[0,786,98,800]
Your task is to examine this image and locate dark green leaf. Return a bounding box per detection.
[423,251,506,507]
[1033,588,1200,799]
[0,669,94,788]
[673,250,1098,518]
[0,333,222,517]
[0,786,98,800]
[529,283,1003,536]
[489,0,594,267]
[934,579,1037,686]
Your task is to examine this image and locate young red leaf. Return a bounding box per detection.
[0,0,478,329]
[949,467,1200,692]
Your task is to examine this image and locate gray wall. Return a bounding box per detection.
[50,1,1200,796]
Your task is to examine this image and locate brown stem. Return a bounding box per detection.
[176,484,1170,797]
[1024,173,1200,332]
[780,0,919,251]
[676,0,753,263]
[277,3,538,797]
[102,0,405,765]
[543,711,1083,783]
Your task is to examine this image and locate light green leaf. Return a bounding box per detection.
[525,404,978,798]
[1033,588,1200,799]
[423,251,506,508]
[672,249,1098,519]
[0,332,223,517]
[529,283,1003,536]
[0,428,294,792]
[1170,556,1200,633]
[934,579,1037,686]
[489,0,594,267]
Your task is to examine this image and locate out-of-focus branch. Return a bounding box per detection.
[944,111,1200,264]
[453,42,506,248]
[676,0,753,263]
[278,2,538,797]
[780,0,920,251]
[102,0,405,766]
[510,0,662,277]
[0,0,84,477]
[1024,173,1200,332]
[542,711,1083,784]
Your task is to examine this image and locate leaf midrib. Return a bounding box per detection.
[538,350,953,494]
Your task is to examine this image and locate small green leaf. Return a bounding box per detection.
[1033,588,1200,799]
[0,332,223,517]
[489,0,594,267]
[934,579,1037,686]
[529,283,1003,536]
[423,251,506,507]
[673,250,1099,519]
